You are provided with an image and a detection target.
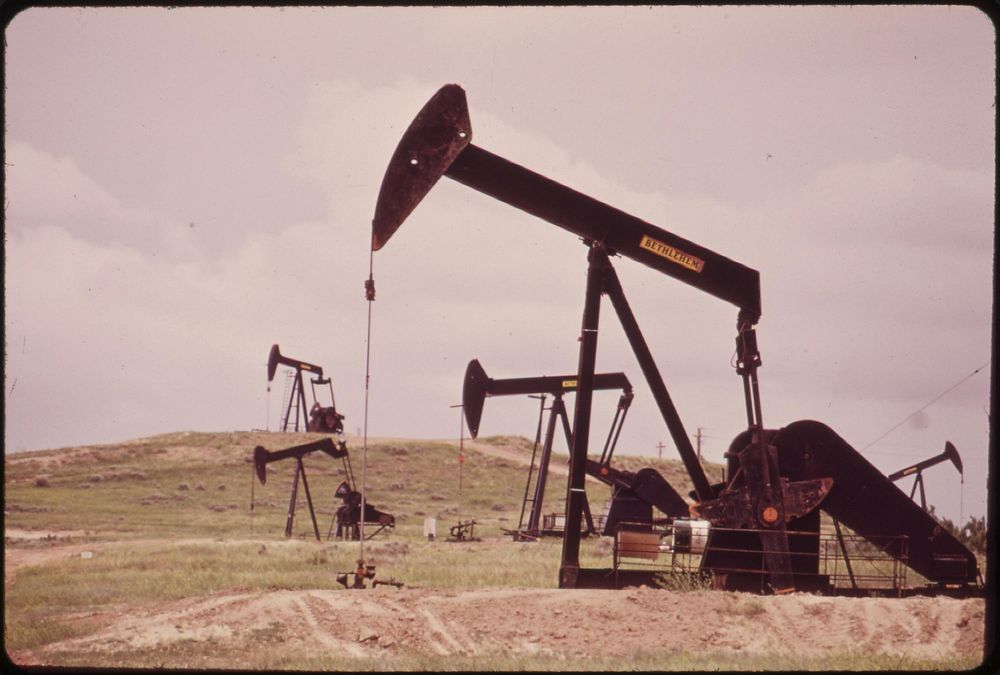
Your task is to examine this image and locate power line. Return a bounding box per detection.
[860,359,991,453]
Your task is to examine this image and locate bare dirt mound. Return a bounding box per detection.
[26,585,984,665]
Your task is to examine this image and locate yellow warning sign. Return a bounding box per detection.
[639,235,704,273]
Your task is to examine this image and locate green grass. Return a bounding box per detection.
[5,430,718,542]
[5,430,709,662]
[4,431,980,672]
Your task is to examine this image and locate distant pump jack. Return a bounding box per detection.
[267,344,344,434]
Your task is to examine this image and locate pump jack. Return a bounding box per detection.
[888,441,963,512]
[463,358,633,539]
[370,84,981,595]
[253,438,352,540]
[329,479,396,541]
[465,359,685,537]
[252,437,394,541]
[267,344,344,434]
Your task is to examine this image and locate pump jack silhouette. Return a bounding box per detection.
[370,84,981,595]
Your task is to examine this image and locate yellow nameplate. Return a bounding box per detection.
[640,235,705,273]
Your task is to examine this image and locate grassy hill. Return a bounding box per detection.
[3,432,983,672]
[4,430,725,665]
[4,430,721,543]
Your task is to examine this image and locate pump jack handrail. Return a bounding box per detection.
[372,84,822,592]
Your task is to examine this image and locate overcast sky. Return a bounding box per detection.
[3,6,994,525]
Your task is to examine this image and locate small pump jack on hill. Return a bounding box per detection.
[251,437,394,542]
[267,344,344,434]
[369,84,981,595]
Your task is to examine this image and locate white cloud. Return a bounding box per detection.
[5,141,205,260]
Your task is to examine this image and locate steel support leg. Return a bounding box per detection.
[297,458,322,541]
[600,254,714,501]
[557,403,595,534]
[284,462,301,537]
[559,244,605,588]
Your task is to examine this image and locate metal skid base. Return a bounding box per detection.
[576,520,985,597]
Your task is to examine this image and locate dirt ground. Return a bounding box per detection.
[4,530,986,668]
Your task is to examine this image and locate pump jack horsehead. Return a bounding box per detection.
[371,84,981,594]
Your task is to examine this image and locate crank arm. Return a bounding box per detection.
[690,477,832,526]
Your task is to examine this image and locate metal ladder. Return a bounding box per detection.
[516,395,547,532]
[280,370,298,431]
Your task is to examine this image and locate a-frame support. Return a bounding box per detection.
[284,456,321,540]
[558,244,793,590]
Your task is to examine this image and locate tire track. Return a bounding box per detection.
[291,593,366,657]
[418,607,467,655]
[21,587,985,667]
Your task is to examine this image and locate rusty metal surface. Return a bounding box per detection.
[308,405,344,434]
[777,420,979,584]
[369,84,981,596]
[371,84,761,320]
[372,84,471,250]
[724,420,981,585]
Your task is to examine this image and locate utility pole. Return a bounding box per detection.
[656,441,665,460]
[695,427,703,459]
